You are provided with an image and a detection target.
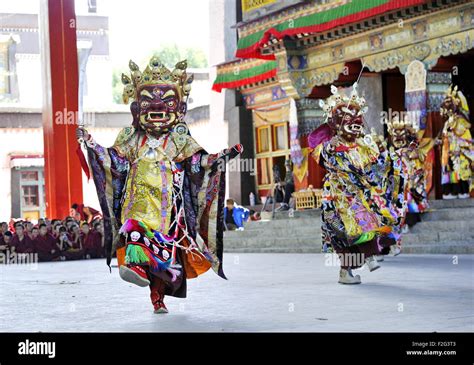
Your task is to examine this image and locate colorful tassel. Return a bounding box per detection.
[126,244,151,265]
[353,231,376,245]
[353,226,392,245]
[374,226,392,235]
[126,243,173,273]
[119,219,145,235]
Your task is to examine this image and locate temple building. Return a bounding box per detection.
[214,0,474,203]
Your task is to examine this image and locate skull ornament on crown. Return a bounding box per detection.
[319,83,368,143]
[121,57,194,136]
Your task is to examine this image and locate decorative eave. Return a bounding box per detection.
[212,59,277,93]
[213,0,472,96]
[236,0,428,60]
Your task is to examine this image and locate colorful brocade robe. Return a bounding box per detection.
[397,139,434,215]
[85,126,229,295]
[441,114,474,190]
[312,136,401,251]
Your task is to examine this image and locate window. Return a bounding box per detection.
[22,185,39,207]
[257,126,270,153]
[258,157,271,186]
[0,42,9,95]
[21,171,39,181]
[12,167,46,219]
[254,121,290,193]
[273,123,288,151]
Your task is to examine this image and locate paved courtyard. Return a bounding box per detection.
[0,253,472,332]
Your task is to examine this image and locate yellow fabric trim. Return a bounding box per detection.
[293,148,309,182]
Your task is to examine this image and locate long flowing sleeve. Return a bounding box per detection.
[179,140,242,280]
[85,127,135,267]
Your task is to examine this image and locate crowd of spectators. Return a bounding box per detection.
[0,204,104,262]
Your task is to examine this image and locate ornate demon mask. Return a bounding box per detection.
[121,57,194,135]
[319,83,368,143]
[387,115,418,149]
[439,85,469,119]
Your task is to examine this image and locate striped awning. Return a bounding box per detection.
[236,0,427,59]
[212,60,277,93]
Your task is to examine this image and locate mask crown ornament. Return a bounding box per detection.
[317,83,369,142]
[386,114,419,134]
[440,84,470,117]
[319,82,368,121]
[121,57,194,104]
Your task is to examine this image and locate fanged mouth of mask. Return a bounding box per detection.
[344,124,363,134]
[147,112,169,122]
[394,139,405,147]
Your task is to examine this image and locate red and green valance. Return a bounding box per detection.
[236,0,427,59]
[212,60,277,92]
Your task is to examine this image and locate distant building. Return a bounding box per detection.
[0,7,211,221]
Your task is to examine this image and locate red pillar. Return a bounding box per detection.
[40,0,83,219]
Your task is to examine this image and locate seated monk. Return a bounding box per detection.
[34,224,60,262]
[81,222,103,259]
[57,226,83,260]
[11,223,34,254]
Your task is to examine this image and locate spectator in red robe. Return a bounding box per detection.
[0,222,9,246]
[24,221,34,236]
[52,223,62,239]
[92,221,104,258]
[11,223,34,254]
[69,223,82,250]
[70,203,102,224]
[44,218,52,232]
[81,222,96,259]
[34,224,60,262]
[30,226,39,240]
[0,231,13,253]
[0,231,13,263]
[57,226,83,260]
[1,221,7,230]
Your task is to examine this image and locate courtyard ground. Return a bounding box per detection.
[0,253,472,332]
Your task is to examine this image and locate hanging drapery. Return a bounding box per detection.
[253,105,289,127]
[405,60,427,130]
[293,147,310,183]
[289,98,304,167]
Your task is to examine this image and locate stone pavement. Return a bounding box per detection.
[0,253,472,332]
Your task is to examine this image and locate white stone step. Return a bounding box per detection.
[421,207,474,221]
[428,198,474,209]
[225,235,321,249]
[223,199,474,254]
[401,243,474,254]
[410,220,474,233]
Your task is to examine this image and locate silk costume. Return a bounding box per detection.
[82,57,241,301]
[439,85,473,195]
[309,84,398,269]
